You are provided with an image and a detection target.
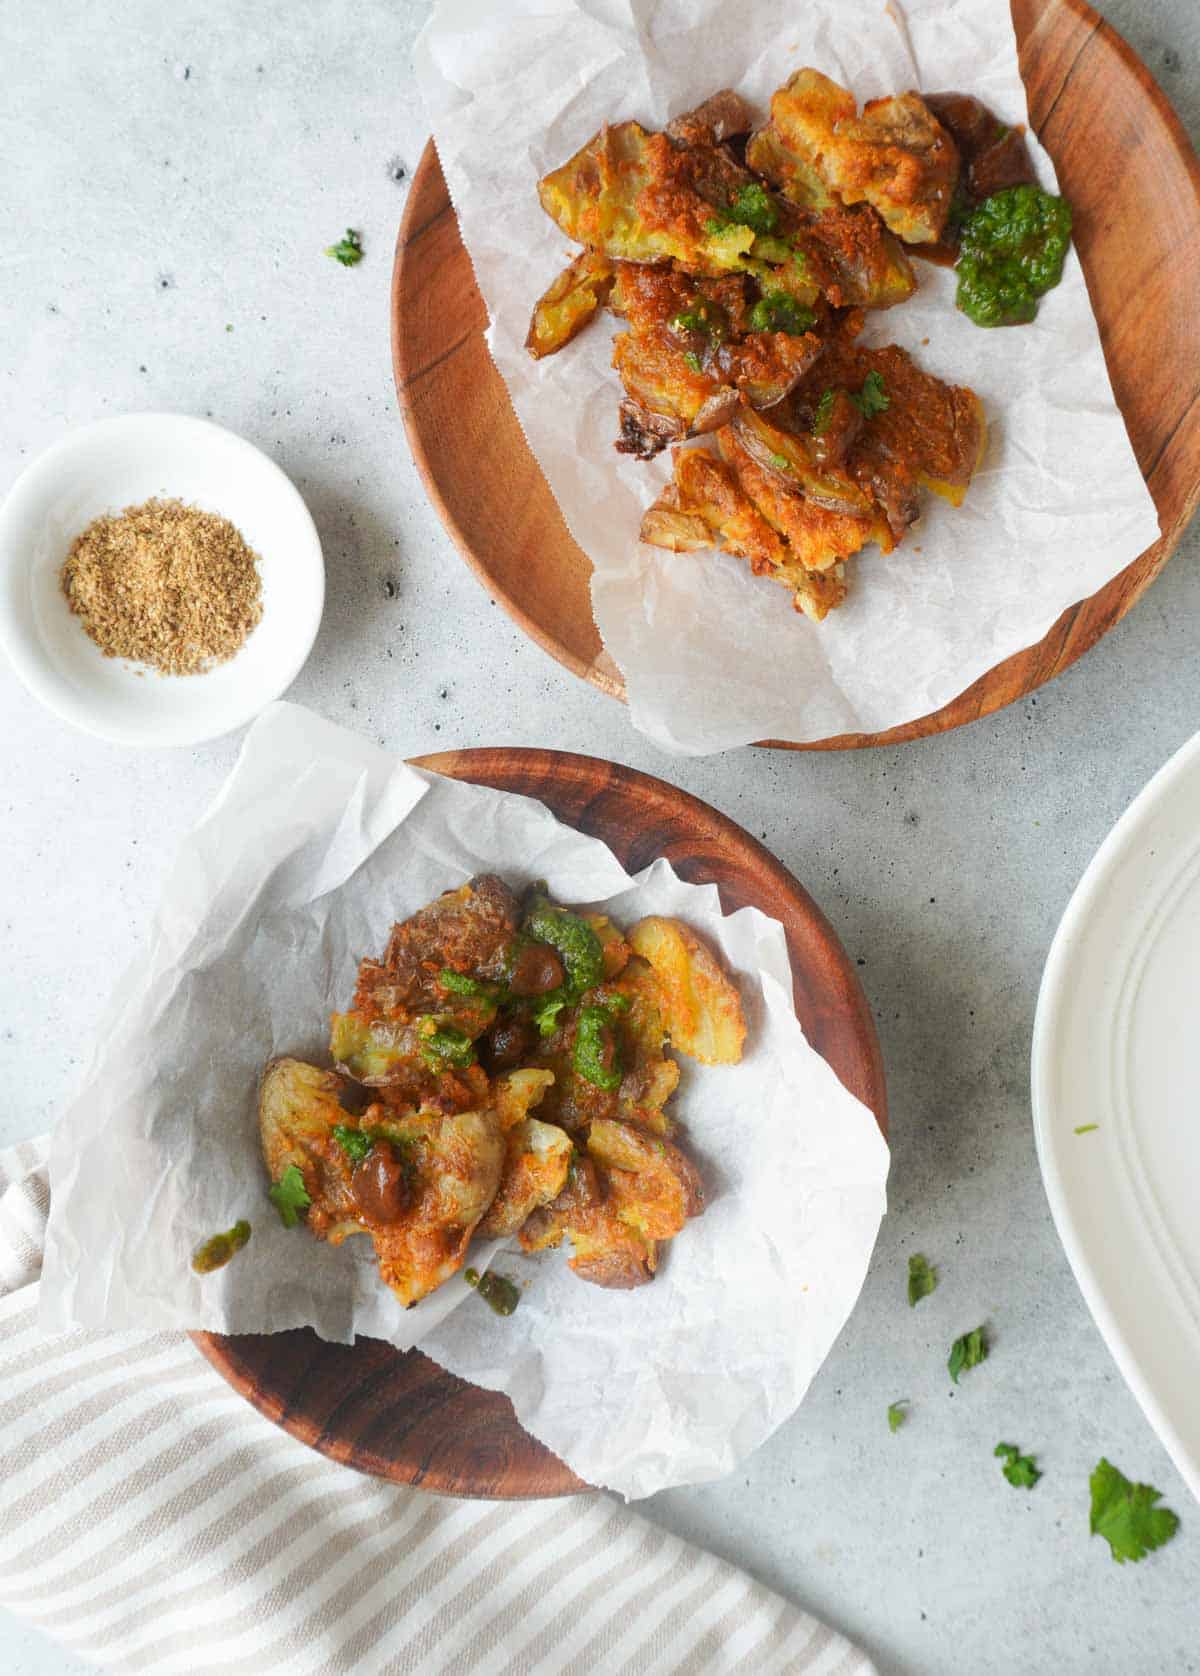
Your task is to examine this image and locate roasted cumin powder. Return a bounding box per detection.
[61,497,263,676]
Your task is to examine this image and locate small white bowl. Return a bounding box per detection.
[0,413,324,747]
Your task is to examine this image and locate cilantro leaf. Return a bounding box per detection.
[908,1252,938,1307]
[1074,1123,1099,1135]
[887,1400,910,1433]
[325,228,364,267]
[1089,1458,1180,1564]
[683,349,704,374]
[851,370,890,417]
[268,1165,311,1228]
[332,1124,373,1164]
[531,992,568,1037]
[995,1442,1042,1488]
[948,1324,989,1382]
[769,451,791,471]
[811,388,835,436]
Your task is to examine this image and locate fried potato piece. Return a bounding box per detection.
[519,1122,704,1289]
[797,341,987,512]
[639,445,849,621]
[732,405,875,517]
[478,1116,573,1238]
[332,874,519,1101]
[666,89,758,150]
[627,918,746,1065]
[767,69,958,245]
[538,121,759,275]
[257,1056,506,1309]
[718,426,892,574]
[526,251,615,359]
[642,446,786,572]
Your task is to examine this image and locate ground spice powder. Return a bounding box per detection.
[61,497,263,676]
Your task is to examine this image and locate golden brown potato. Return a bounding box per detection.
[526,251,615,359]
[257,1056,506,1309]
[478,1116,573,1238]
[767,69,959,245]
[627,917,746,1065]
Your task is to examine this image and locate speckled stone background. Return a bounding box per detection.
[2,4,1198,1673]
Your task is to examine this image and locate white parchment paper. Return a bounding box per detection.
[40,704,889,1498]
[414,0,1160,754]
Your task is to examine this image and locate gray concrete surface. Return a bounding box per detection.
[2,3,1198,1672]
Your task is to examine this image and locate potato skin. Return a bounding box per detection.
[627,917,747,1065]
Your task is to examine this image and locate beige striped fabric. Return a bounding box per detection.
[0,1140,875,1676]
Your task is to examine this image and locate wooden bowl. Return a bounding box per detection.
[391,0,1200,750]
[194,747,887,1498]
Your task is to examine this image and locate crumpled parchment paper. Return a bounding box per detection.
[414,0,1160,754]
[40,703,889,1498]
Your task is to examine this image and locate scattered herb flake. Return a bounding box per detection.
[1074,1123,1099,1135]
[530,993,569,1037]
[948,1324,989,1383]
[683,349,704,374]
[325,228,364,267]
[464,1266,520,1316]
[908,1253,938,1307]
[268,1165,311,1228]
[191,1220,251,1273]
[811,388,835,435]
[748,292,816,335]
[851,369,890,417]
[769,451,791,471]
[995,1442,1042,1488]
[333,1124,373,1164]
[888,1400,910,1434]
[1089,1458,1180,1564]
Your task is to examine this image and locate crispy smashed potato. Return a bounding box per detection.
[628,918,746,1065]
[258,1056,506,1307]
[762,70,959,245]
[257,879,748,1302]
[525,68,989,622]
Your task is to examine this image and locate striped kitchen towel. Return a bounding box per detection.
[0,1139,876,1676]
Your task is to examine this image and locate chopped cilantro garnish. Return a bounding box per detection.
[1089,1458,1179,1564]
[325,228,364,266]
[708,182,778,236]
[995,1442,1042,1488]
[438,969,499,998]
[852,370,890,417]
[748,292,816,335]
[811,389,835,435]
[908,1253,938,1307]
[683,350,703,374]
[1074,1123,1099,1135]
[268,1165,311,1228]
[530,993,569,1037]
[333,1124,373,1164]
[948,1324,989,1383]
[887,1400,910,1434]
[418,1022,476,1068]
[768,451,791,471]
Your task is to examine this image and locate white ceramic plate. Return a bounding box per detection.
[0,413,324,747]
[1033,730,1200,1503]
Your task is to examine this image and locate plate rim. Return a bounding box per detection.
[194,742,888,1497]
[391,0,1200,751]
[1031,727,1200,1502]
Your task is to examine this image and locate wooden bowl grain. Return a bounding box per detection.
[391,0,1200,749]
[194,747,887,1498]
